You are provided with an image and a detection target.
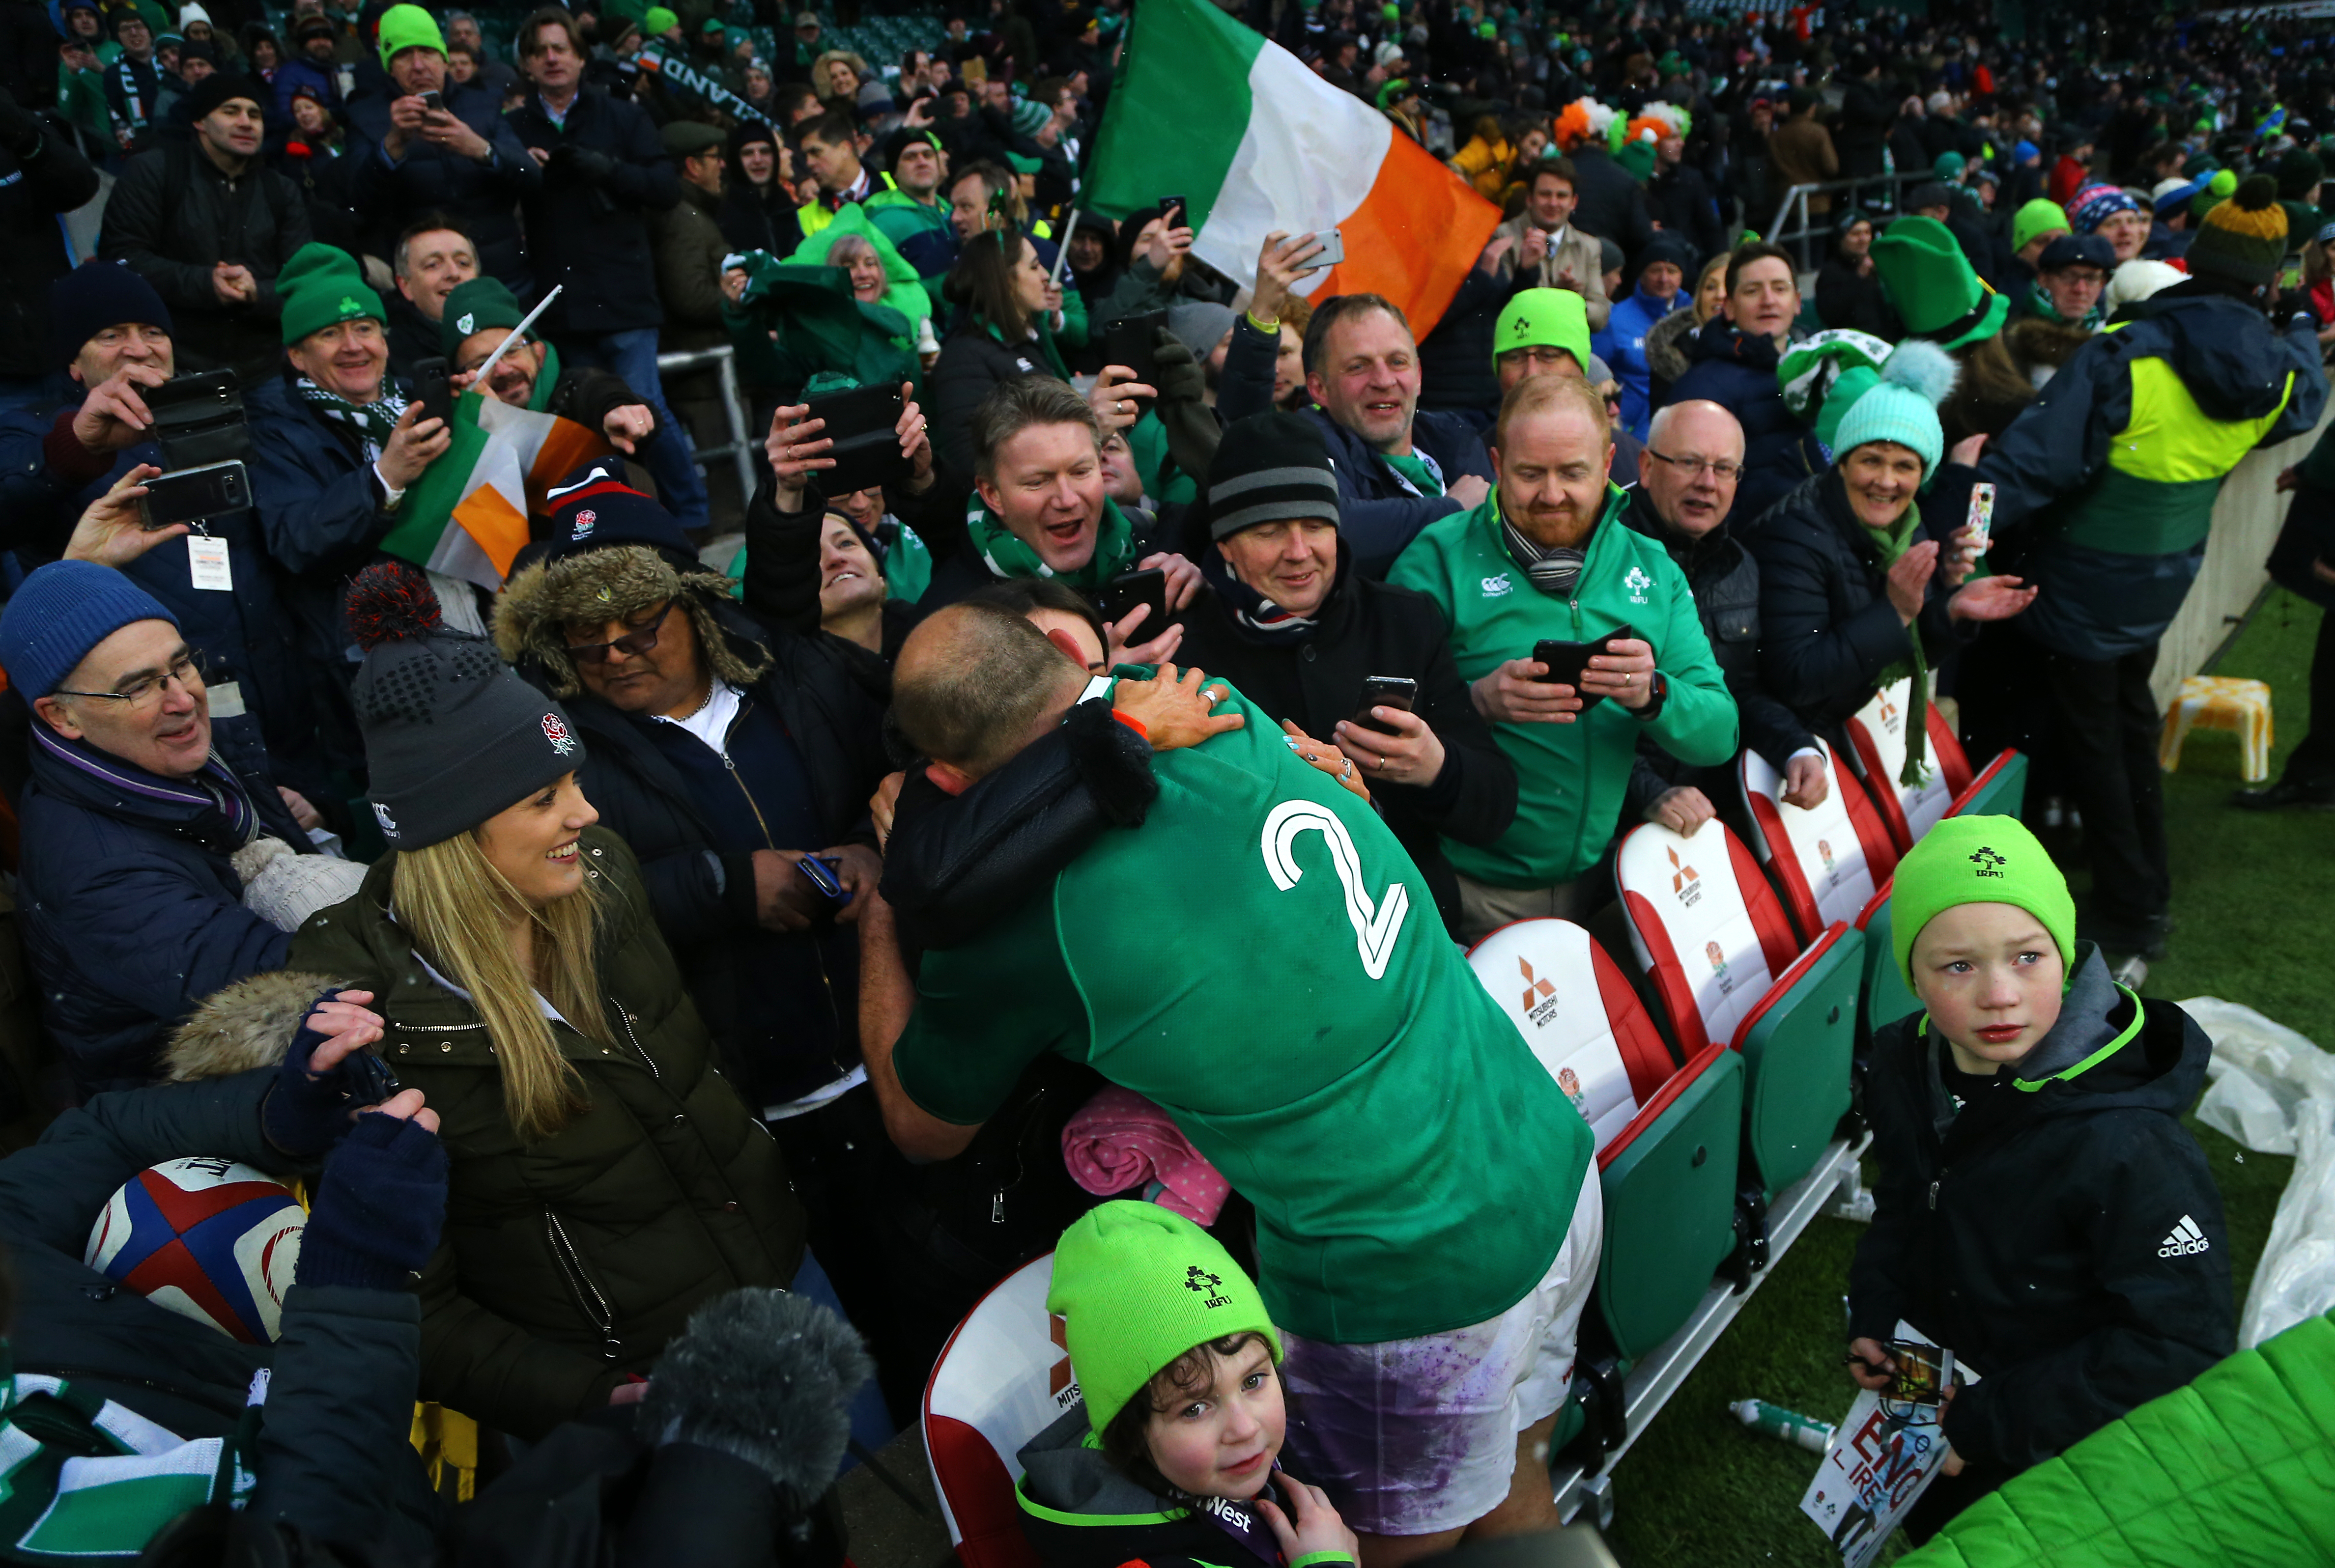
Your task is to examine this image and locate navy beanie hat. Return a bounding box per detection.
[0,561,179,700]
[50,263,175,371]
[541,458,692,562]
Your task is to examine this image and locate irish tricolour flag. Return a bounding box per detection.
[1085,0,1501,335]
[378,391,609,591]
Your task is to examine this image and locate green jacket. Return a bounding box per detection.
[289,828,804,1439]
[1387,484,1738,888]
[1899,1308,2335,1567]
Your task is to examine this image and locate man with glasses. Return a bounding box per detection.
[1492,287,1593,397]
[1621,400,1826,841]
[0,562,315,1094]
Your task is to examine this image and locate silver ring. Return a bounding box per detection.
[1341,758,1354,779]
[1375,754,1386,770]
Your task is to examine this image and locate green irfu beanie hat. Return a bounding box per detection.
[1870,215,2007,349]
[1493,287,1591,374]
[276,243,385,347]
[1890,815,2077,994]
[374,2,443,66]
[1932,150,1965,180]
[2187,173,2289,286]
[440,275,528,358]
[1046,1201,1281,1434]
[2010,198,2070,254]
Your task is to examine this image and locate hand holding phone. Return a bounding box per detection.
[794,853,853,904]
[1158,194,1188,231]
[1532,626,1636,712]
[1347,674,1418,733]
[137,460,252,531]
[1095,567,1168,641]
[408,356,453,429]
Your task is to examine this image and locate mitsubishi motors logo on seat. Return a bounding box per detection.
[1669,846,1703,907]
[2159,1215,2211,1258]
[1517,955,1560,1028]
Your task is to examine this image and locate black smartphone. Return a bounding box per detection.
[801,381,910,496]
[1158,194,1187,230]
[138,460,251,530]
[1094,567,1168,636]
[1349,675,1419,733]
[795,853,853,903]
[408,356,452,429]
[1100,309,1168,401]
[419,88,444,112]
[143,368,250,469]
[1531,624,1635,710]
[344,1046,403,1106]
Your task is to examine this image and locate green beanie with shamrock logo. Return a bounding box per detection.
[374,2,443,66]
[1889,815,2077,994]
[1492,287,1591,375]
[277,243,385,346]
[440,275,528,359]
[1046,1201,1281,1434]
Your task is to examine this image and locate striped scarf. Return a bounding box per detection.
[295,378,409,465]
[1502,514,1586,598]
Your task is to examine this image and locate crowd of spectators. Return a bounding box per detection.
[0,0,2327,1559]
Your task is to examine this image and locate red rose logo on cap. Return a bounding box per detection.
[542,713,577,756]
[573,509,596,539]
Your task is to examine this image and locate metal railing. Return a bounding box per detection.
[1765,171,1932,268]
[655,345,759,504]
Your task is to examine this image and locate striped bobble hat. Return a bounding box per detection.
[2186,174,2289,286]
[1198,411,1340,541]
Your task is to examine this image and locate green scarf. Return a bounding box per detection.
[1378,448,1445,497]
[2024,279,2105,332]
[525,339,564,413]
[1841,480,1933,786]
[296,377,409,464]
[966,497,1136,588]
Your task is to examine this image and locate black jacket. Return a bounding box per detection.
[1176,545,1518,935]
[501,87,678,336]
[1661,319,1825,534]
[1745,469,1976,742]
[1835,75,1893,178]
[510,596,890,1109]
[927,316,1068,482]
[97,139,313,384]
[1816,252,1897,339]
[344,84,542,292]
[1849,953,2234,1471]
[1647,161,1726,265]
[1303,407,1492,579]
[1617,486,1815,818]
[1418,259,1534,417]
[1565,145,1653,258]
[0,120,101,378]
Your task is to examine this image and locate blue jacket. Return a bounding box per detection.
[18,728,306,1093]
[270,56,341,133]
[0,398,327,798]
[1303,406,1493,578]
[343,84,542,293]
[1603,282,1692,442]
[1661,319,1826,533]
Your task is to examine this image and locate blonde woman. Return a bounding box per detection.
[288,563,803,1438]
[1644,252,1730,400]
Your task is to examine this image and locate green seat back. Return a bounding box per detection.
[1737,927,1863,1198]
[1858,896,1923,1044]
[1596,1047,1746,1362]
[1955,749,2030,821]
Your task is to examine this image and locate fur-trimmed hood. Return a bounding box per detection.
[163,969,349,1081]
[493,545,774,700]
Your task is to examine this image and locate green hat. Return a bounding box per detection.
[643,5,678,35]
[1493,287,1590,374]
[1374,76,1411,109]
[700,14,724,32]
[1047,1202,1280,1434]
[2010,198,2070,254]
[1381,2,1399,17]
[2192,166,2239,222]
[1933,150,1965,179]
[440,275,527,359]
[2187,173,2290,286]
[661,119,726,158]
[1001,150,1042,174]
[1870,215,2007,349]
[1890,815,2076,993]
[276,242,385,347]
[1476,18,1496,36]
[374,2,442,66]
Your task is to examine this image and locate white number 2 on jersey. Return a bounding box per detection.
[1261,800,1409,979]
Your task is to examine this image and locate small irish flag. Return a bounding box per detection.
[379,391,610,592]
[1084,0,1501,336]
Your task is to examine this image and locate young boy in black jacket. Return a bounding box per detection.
[1847,815,2234,1540]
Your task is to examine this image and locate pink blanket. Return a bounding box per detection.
[1061,1086,1231,1226]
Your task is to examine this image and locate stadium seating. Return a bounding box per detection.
[1853,880,1924,1044]
[923,1255,1056,1568]
[1466,920,1746,1368]
[1848,680,2031,848]
[1738,739,1900,946]
[1615,823,1863,1197]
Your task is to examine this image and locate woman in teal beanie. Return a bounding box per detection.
[1846,815,2233,1542]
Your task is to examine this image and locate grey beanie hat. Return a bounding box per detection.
[1197,411,1340,541]
[1166,300,1238,359]
[345,563,584,851]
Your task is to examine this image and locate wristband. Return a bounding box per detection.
[1247,310,1281,334]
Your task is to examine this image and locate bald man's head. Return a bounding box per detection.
[895,602,1089,780]
[1641,399,1745,537]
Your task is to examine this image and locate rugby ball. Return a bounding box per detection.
[85,1157,306,1344]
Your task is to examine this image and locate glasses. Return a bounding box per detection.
[1496,346,1580,367]
[54,651,203,711]
[1646,449,1744,483]
[565,601,673,664]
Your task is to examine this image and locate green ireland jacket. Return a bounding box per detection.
[1388,482,1739,888]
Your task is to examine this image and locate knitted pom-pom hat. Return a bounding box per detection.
[2186,174,2289,286]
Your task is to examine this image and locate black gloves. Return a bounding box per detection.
[293,1111,450,1291]
[550,143,621,185]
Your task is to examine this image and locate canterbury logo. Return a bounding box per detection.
[2158,1215,2211,1258]
[1261,800,1408,979]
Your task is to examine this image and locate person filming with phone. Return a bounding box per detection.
[1389,374,1737,943]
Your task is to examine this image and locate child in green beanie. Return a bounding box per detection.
[1845,815,2233,1543]
[1016,1202,1358,1568]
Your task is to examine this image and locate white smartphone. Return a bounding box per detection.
[1310,227,1345,268]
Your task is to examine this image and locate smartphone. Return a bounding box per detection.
[1158,194,1187,230]
[1965,480,1995,555]
[801,380,910,495]
[344,1046,403,1106]
[1532,624,1635,710]
[419,88,444,112]
[408,356,452,429]
[1310,226,1346,268]
[138,460,251,530]
[795,853,853,903]
[1100,309,1168,401]
[143,368,251,469]
[1349,675,1418,733]
[1094,567,1168,636]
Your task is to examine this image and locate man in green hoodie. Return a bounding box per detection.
[1389,374,1737,942]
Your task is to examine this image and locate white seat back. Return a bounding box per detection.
[1850,678,1954,842]
[1616,824,1776,1048]
[922,1254,1066,1549]
[1466,920,1641,1151]
[1743,740,1879,930]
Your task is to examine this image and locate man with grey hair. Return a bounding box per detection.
[1622,398,1824,838]
[384,217,479,375]
[441,11,519,101]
